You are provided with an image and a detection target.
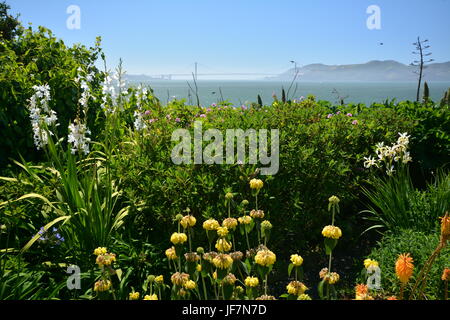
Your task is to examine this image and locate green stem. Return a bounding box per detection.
[201,274,208,300]
[264,274,268,295]
[245,227,251,251]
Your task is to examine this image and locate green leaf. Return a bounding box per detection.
[288,263,294,277]
[20,216,70,253]
[318,279,326,300]
[324,238,338,255]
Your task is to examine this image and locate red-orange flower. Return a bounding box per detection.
[355,284,368,297]
[442,268,450,281]
[395,253,414,284]
[387,296,397,300]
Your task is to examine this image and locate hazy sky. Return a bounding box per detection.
[7,0,450,78]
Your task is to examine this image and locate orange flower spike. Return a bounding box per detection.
[442,268,450,281]
[395,253,414,284]
[440,212,450,241]
[355,284,368,297]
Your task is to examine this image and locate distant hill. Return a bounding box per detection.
[272,60,450,81]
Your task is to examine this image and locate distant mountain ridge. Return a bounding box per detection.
[272,60,450,81]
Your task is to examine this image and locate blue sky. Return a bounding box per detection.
[7,0,450,77]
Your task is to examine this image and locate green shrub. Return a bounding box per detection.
[0,25,104,168]
[112,97,416,258]
[365,229,449,299]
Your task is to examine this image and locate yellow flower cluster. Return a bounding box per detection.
[143,294,158,300]
[94,279,112,292]
[217,226,229,237]
[95,252,116,267]
[213,254,233,269]
[203,219,220,231]
[261,220,272,231]
[129,292,140,300]
[297,294,312,300]
[254,249,276,267]
[165,247,177,260]
[321,225,342,239]
[245,276,259,287]
[238,215,252,225]
[290,254,303,267]
[328,195,340,205]
[155,275,164,284]
[326,272,340,284]
[183,280,197,290]
[364,258,379,269]
[249,178,264,190]
[170,232,188,245]
[286,281,308,296]
[215,238,232,252]
[222,218,238,230]
[180,215,196,229]
[93,247,107,256]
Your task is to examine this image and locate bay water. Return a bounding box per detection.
[137,80,450,107]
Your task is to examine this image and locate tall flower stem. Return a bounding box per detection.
[410,242,445,299]
[201,274,208,300]
[264,274,268,295]
[399,284,405,300]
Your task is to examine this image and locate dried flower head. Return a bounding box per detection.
[222,218,238,230]
[250,209,265,219]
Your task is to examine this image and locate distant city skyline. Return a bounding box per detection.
[8,0,450,79]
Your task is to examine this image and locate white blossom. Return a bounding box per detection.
[133,111,147,131]
[27,84,58,150]
[363,156,378,168]
[68,121,91,155]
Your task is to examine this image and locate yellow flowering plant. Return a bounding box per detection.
[318,196,342,300]
[288,254,304,283]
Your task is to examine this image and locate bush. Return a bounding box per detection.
[0,25,104,168]
[112,97,416,259]
[365,229,449,299]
